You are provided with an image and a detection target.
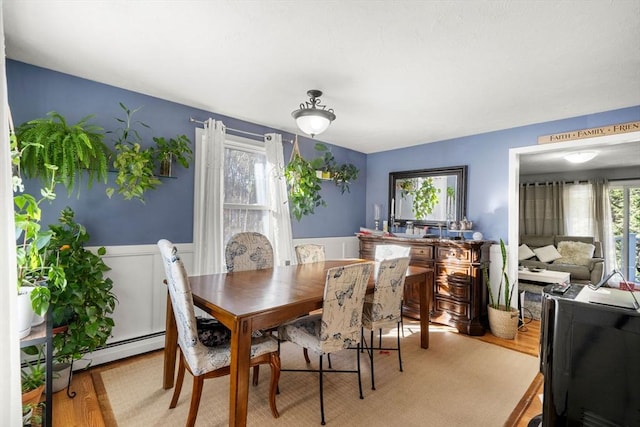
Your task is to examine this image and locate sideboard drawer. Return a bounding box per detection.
[435,297,469,317]
[436,246,472,262]
[410,246,433,262]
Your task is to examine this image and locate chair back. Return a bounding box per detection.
[374,244,411,261]
[157,239,210,375]
[225,232,274,272]
[295,244,326,264]
[319,262,374,353]
[370,257,410,324]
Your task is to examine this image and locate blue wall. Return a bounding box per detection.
[9,60,639,246]
[366,106,640,242]
[7,60,367,244]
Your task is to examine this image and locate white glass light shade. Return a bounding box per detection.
[293,110,334,137]
[564,151,597,163]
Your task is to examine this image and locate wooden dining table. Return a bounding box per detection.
[162,259,430,427]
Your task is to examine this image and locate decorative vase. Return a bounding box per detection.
[487,305,519,340]
[159,154,172,177]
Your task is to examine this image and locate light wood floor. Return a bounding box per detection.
[50,319,543,427]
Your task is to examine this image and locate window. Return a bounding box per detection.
[609,180,640,281]
[223,136,270,245]
[564,182,594,236]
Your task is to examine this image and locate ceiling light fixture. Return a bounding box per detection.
[291,89,336,137]
[564,151,598,164]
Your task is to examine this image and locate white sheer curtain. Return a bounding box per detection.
[193,119,226,274]
[264,133,295,266]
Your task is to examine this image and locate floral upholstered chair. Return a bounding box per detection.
[361,257,410,390]
[225,232,274,272]
[157,239,280,427]
[278,262,374,425]
[374,244,410,261]
[295,243,326,264]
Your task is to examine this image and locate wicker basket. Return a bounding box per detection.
[487,305,519,339]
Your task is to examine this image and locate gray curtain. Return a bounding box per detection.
[593,179,616,274]
[519,182,565,236]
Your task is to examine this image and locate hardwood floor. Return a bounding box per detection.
[50,319,543,427]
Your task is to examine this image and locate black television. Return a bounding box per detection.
[540,289,640,426]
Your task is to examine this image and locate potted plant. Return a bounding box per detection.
[12,128,66,337]
[310,143,359,194]
[484,238,519,339]
[21,345,46,412]
[106,103,160,203]
[46,207,117,374]
[15,111,110,197]
[285,140,325,221]
[152,134,193,177]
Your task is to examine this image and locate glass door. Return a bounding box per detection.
[609,180,640,282]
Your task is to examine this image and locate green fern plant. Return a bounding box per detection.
[15,112,109,196]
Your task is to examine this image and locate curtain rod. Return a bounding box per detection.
[189,117,293,144]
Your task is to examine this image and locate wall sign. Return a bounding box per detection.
[538,120,640,144]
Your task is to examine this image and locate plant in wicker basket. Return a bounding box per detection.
[484,238,519,339]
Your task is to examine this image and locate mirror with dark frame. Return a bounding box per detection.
[389,165,467,227]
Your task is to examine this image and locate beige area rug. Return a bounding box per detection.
[95,322,539,427]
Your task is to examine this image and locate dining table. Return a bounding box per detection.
[162,259,430,427]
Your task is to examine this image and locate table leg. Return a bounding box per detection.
[228,318,252,426]
[419,272,430,349]
[163,291,177,389]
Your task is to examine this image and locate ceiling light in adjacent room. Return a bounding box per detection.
[292,90,336,137]
[564,151,597,163]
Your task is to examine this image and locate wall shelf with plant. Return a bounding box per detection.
[285,139,360,220]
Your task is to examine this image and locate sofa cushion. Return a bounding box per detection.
[555,240,595,267]
[520,235,554,248]
[533,245,562,263]
[518,244,536,261]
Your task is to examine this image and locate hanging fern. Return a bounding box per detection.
[16,112,109,196]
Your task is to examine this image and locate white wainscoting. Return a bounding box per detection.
[81,236,359,368]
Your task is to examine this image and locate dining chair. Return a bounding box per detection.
[361,257,410,390]
[295,243,326,264]
[277,261,374,425]
[225,231,274,272]
[373,244,411,341]
[157,239,280,427]
[374,244,411,261]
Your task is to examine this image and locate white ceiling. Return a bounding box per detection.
[3,1,640,155]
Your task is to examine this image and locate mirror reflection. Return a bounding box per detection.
[389,166,467,226]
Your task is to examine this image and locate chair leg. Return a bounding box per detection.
[170,352,186,409]
[253,365,259,386]
[303,347,311,364]
[397,322,403,372]
[268,352,281,418]
[356,342,364,400]
[369,329,376,390]
[327,353,332,369]
[186,375,205,427]
[319,355,326,425]
[378,328,382,348]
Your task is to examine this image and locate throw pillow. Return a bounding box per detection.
[533,245,562,263]
[555,240,595,266]
[518,244,536,261]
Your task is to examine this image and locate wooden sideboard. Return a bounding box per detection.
[358,234,493,335]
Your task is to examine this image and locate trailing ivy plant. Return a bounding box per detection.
[285,150,325,221]
[398,177,441,219]
[106,103,160,203]
[15,111,109,197]
[152,134,193,176]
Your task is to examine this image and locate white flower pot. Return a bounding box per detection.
[17,288,35,339]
